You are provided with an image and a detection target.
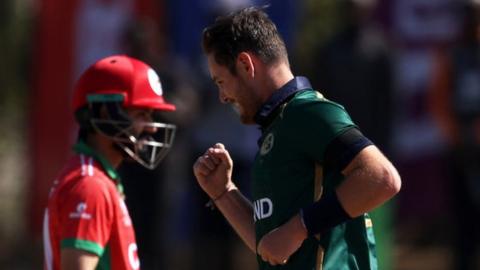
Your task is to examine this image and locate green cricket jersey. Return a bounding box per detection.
[252,77,377,270]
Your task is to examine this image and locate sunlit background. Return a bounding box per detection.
[1,0,479,269]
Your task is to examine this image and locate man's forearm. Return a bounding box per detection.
[214,188,256,252]
[61,249,99,270]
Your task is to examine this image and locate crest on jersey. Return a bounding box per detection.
[260,133,274,155]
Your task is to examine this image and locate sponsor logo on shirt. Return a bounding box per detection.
[254,197,273,222]
[69,202,92,220]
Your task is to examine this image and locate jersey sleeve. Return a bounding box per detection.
[285,93,357,163]
[57,176,114,256]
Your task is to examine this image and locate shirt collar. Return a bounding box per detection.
[254,76,312,126]
[73,140,120,181]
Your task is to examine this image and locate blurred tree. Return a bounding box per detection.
[293,0,344,74]
[429,2,480,269]
[295,1,395,269]
[0,0,34,268]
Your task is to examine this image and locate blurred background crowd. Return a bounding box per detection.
[1,0,480,269]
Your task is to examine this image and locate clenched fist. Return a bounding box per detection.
[193,143,235,199]
[257,213,308,266]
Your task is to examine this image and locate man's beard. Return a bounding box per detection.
[113,141,132,162]
[113,132,155,163]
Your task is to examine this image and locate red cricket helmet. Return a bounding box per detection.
[73,54,176,112]
[72,55,177,169]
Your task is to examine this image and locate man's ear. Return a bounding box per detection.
[236,52,255,78]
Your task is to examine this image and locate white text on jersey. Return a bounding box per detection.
[254,198,273,222]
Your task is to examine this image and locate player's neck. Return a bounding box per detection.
[264,62,294,96]
[86,134,123,169]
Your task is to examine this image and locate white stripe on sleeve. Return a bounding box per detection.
[43,210,53,270]
[88,157,94,176]
[80,154,86,176]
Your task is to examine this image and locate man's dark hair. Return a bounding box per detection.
[74,106,95,141]
[202,6,289,74]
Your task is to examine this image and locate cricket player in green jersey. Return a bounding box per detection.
[193,7,401,270]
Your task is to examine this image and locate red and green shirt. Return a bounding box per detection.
[43,142,140,270]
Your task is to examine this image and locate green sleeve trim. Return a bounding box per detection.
[61,238,104,256]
